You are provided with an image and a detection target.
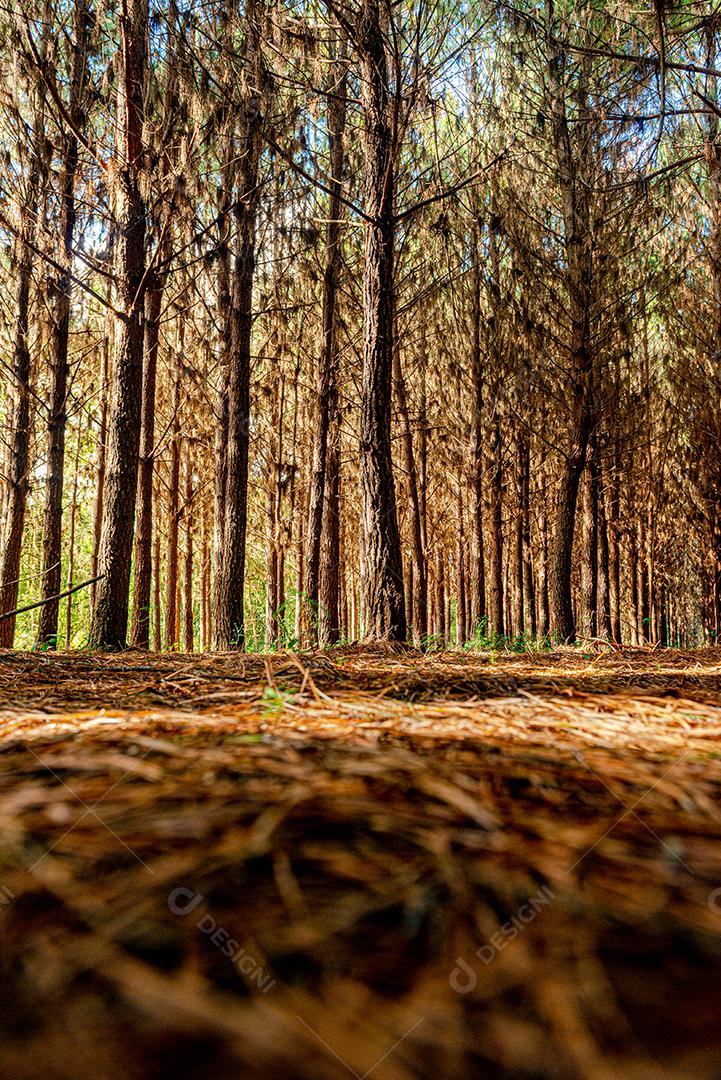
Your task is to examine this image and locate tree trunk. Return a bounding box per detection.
[37,10,88,646]
[393,349,426,643]
[212,0,263,650]
[468,218,485,632]
[302,60,346,646]
[579,460,598,639]
[356,0,406,641]
[512,440,524,638]
[89,0,148,648]
[130,267,165,646]
[90,316,111,611]
[488,412,504,638]
[64,423,82,647]
[0,199,37,645]
[319,406,341,644]
[521,435,536,637]
[165,370,181,652]
[456,488,467,644]
[546,8,594,643]
[183,449,194,652]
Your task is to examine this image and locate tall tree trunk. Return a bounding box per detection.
[90,0,148,647]
[90,314,111,611]
[512,439,524,638]
[393,349,426,643]
[64,422,82,648]
[456,488,467,644]
[0,197,37,645]
[302,60,346,646]
[152,521,161,651]
[597,471,612,640]
[579,463,598,639]
[521,435,536,637]
[356,0,406,641]
[165,369,181,651]
[547,8,594,642]
[130,264,166,646]
[37,7,88,646]
[468,218,485,631]
[0,97,46,645]
[629,526,639,646]
[488,411,504,637]
[212,0,263,650]
[183,449,194,652]
[319,407,341,644]
[434,548,445,642]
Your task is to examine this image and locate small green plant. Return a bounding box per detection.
[261,686,295,717]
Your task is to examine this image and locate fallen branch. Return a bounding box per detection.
[0,576,104,622]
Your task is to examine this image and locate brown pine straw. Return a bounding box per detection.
[0,645,721,1078]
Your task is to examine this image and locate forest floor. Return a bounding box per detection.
[1,644,721,1079]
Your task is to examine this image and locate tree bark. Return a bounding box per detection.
[212,0,263,650]
[488,411,504,638]
[468,220,485,631]
[302,60,347,646]
[37,5,88,647]
[546,16,594,643]
[130,266,165,646]
[0,196,37,645]
[356,0,406,641]
[89,0,148,648]
[393,349,427,643]
[165,368,181,652]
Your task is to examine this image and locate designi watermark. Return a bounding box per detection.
[450,884,555,994]
[0,885,14,908]
[168,886,276,993]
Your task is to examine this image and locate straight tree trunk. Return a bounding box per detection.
[165,370,181,651]
[546,8,594,642]
[37,7,88,647]
[183,450,194,652]
[64,422,82,647]
[597,471,612,640]
[356,0,406,641]
[302,60,346,646]
[319,407,341,644]
[468,218,485,631]
[0,108,46,645]
[488,411,504,638]
[130,265,166,646]
[512,439,524,638]
[0,198,37,645]
[579,459,598,639]
[393,349,426,643]
[90,0,148,647]
[212,0,263,650]
[152,522,161,651]
[521,435,536,637]
[90,313,111,611]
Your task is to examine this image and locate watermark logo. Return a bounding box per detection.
[168,886,275,993]
[0,885,14,909]
[450,885,555,993]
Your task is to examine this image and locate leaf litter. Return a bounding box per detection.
[0,645,720,1078]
